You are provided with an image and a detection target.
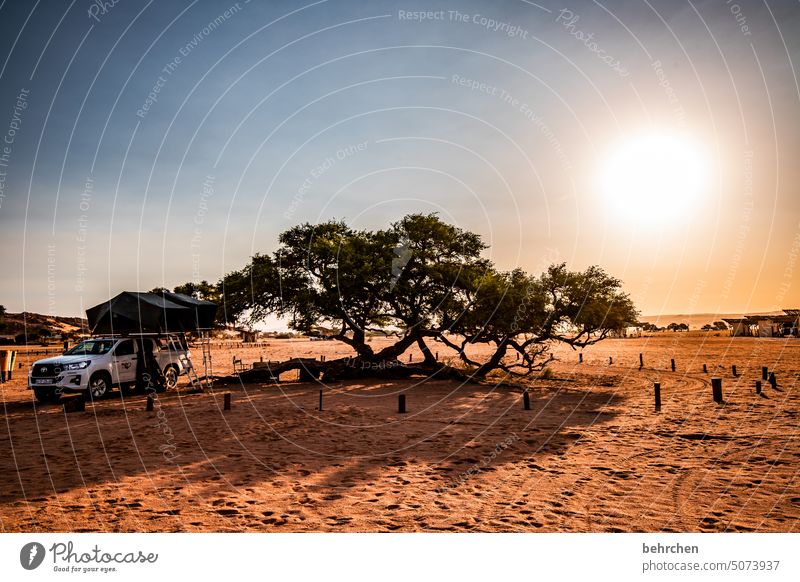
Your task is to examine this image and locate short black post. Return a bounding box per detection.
[639,353,644,369]
[671,359,676,372]
[435,352,439,361]
[703,363,707,374]
[146,395,154,412]
[408,353,412,363]
[653,382,661,411]
[318,389,323,411]
[609,356,613,365]
[761,366,768,380]
[711,377,723,404]
[732,365,738,377]
[755,380,762,395]
[63,395,85,413]
[398,394,406,414]
[768,372,777,389]
[224,392,231,411]
[63,340,69,352]
[579,353,583,364]
[523,390,530,410]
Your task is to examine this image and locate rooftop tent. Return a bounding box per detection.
[86,292,195,334]
[161,292,218,330]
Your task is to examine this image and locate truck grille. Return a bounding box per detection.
[31,364,61,378]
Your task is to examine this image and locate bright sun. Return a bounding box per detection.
[598,131,711,223]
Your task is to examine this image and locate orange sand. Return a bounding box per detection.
[1,335,798,532]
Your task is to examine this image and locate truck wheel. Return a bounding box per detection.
[88,372,110,400]
[33,387,59,404]
[163,366,178,391]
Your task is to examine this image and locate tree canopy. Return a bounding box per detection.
[207,213,638,379]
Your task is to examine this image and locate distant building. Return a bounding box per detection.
[607,326,644,338]
[722,317,753,337]
[724,310,799,337]
[625,326,643,338]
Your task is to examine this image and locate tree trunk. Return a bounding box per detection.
[472,339,508,378]
[373,331,419,361]
[417,336,438,366]
[344,326,375,359]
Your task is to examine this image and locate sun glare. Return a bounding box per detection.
[598,131,711,223]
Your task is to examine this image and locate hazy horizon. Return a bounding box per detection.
[1,0,798,319]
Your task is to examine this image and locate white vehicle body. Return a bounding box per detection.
[28,336,191,402]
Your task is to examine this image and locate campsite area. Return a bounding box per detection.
[1,333,798,532]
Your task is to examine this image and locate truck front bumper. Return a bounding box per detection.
[28,373,88,392]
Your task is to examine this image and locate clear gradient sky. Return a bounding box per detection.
[0,0,798,319]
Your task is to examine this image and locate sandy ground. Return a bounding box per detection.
[1,334,798,532]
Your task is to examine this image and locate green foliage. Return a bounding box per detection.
[173,280,218,301]
[216,213,639,376]
[442,262,638,376]
[641,322,662,332]
[667,322,689,332]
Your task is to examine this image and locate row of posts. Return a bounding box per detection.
[576,353,779,411]
[651,372,777,412]
[60,368,781,416]
[60,354,782,414]
[580,352,776,379]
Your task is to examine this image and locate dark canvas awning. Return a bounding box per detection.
[86,291,217,334]
[161,292,218,330]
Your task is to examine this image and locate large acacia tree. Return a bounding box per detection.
[220,214,488,364]
[217,214,638,379]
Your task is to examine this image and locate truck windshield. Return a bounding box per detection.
[64,340,115,355]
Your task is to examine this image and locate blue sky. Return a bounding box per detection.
[1,0,798,319]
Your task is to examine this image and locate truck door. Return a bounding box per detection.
[111,339,137,384]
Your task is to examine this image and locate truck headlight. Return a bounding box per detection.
[64,361,90,371]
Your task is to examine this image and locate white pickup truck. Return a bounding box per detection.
[28,336,191,402]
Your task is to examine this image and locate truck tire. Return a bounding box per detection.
[33,387,59,404]
[163,365,178,391]
[88,372,111,400]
